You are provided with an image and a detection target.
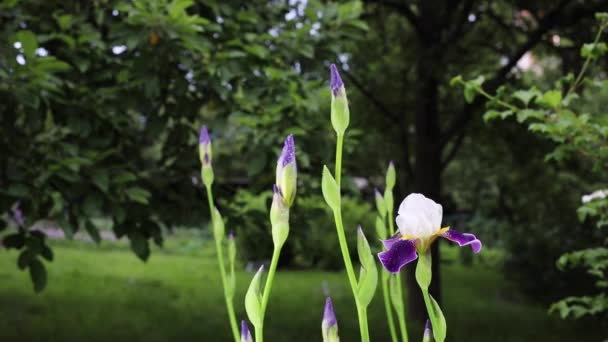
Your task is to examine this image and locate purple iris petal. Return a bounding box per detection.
[330,64,343,97]
[378,238,418,273]
[323,297,337,328]
[441,229,482,253]
[381,232,402,250]
[199,125,210,145]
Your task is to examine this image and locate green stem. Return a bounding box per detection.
[568,23,607,95]
[335,134,344,186]
[381,273,399,342]
[475,86,519,111]
[256,245,283,342]
[395,274,409,342]
[205,186,240,342]
[387,208,408,342]
[332,132,370,342]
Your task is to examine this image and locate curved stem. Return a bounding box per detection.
[568,23,607,95]
[381,273,399,342]
[332,132,370,342]
[205,186,240,342]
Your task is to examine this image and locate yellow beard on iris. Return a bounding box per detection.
[401,227,450,252]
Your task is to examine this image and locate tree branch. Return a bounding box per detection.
[442,0,576,144]
[341,68,399,124]
[440,126,466,170]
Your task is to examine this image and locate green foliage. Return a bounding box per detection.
[451,12,608,324]
[0,0,366,288]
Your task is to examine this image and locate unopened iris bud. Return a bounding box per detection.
[386,161,396,191]
[275,134,297,207]
[322,297,339,342]
[423,319,432,342]
[241,320,253,342]
[270,185,290,247]
[374,188,387,218]
[228,231,236,266]
[330,64,349,135]
[199,125,214,186]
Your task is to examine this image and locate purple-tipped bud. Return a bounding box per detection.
[12,202,24,227]
[279,135,295,167]
[322,297,339,341]
[228,230,235,241]
[323,297,337,328]
[241,320,253,342]
[275,135,297,207]
[330,64,344,97]
[199,125,211,145]
[423,319,432,342]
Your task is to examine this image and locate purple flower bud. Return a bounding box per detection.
[275,135,297,207]
[322,297,337,331]
[423,319,432,342]
[330,64,344,97]
[228,230,235,241]
[241,320,253,342]
[278,134,295,167]
[199,125,211,145]
[321,297,339,341]
[12,202,24,227]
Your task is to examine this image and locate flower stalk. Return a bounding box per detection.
[246,135,297,342]
[199,125,239,342]
[322,64,371,342]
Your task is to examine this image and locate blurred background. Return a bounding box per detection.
[1,0,607,341]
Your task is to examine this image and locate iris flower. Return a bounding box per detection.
[378,193,482,273]
[199,125,212,166]
[241,320,253,342]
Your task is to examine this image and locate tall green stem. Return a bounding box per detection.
[205,186,239,342]
[387,206,408,342]
[256,245,283,342]
[381,272,399,342]
[332,133,370,342]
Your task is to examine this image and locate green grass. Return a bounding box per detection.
[0,237,600,342]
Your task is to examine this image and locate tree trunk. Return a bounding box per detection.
[406,46,442,322]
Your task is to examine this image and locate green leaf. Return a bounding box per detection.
[84,222,102,244]
[463,76,485,103]
[245,266,264,328]
[3,233,25,249]
[29,258,47,293]
[512,88,540,106]
[92,171,110,193]
[15,30,38,59]
[18,249,35,269]
[357,227,374,270]
[357,264,378,307]
[536,90,562,109]
[581,42,608,60]
[449,75,463,86]
[415,251,432,290]
[516,109,544,123]
[125,187,151,204]
[40,244,54,261]
[130,232,150,261]
[321,166,340,210]
[428,293,447,342]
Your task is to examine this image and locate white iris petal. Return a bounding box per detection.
[396,193,443,239]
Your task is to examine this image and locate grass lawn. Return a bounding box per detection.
[0,235,601,342]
